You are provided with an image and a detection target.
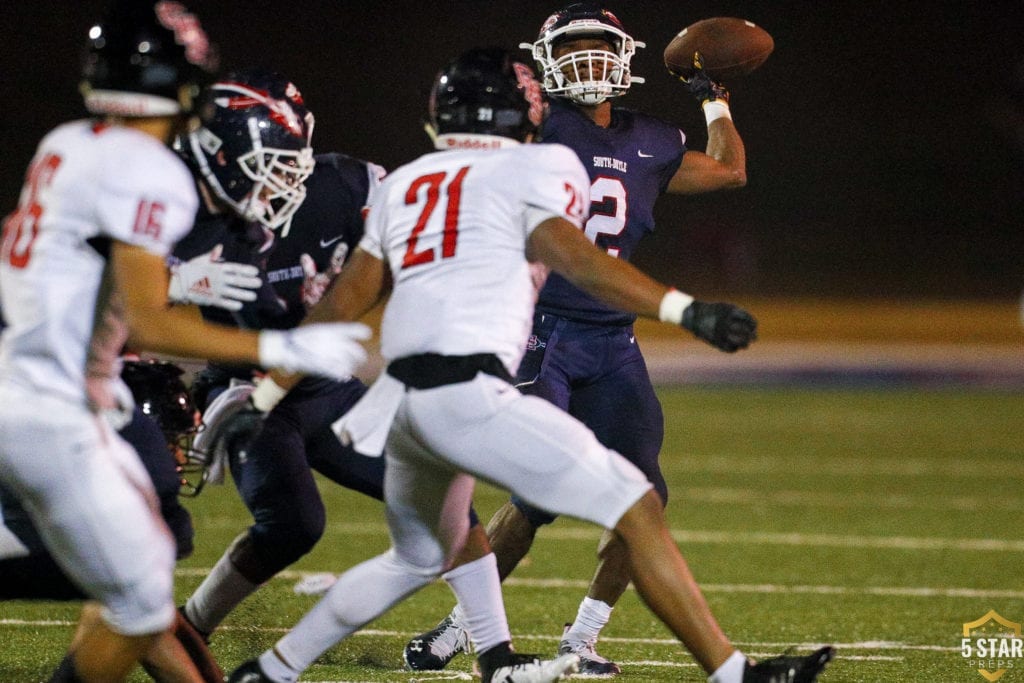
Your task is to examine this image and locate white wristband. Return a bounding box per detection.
[703,100,732,125]
[257,329,287,370]
[659,289,694,325]
[166,266,185,303]
[251,375,288,412]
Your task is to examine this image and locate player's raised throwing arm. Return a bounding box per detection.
[666,52,746,194]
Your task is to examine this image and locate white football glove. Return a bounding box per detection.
[167,244,262,311]
[258,323,371,380]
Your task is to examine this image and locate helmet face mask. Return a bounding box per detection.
[186,72,315,230]
[172,424,207,498]
[524,3,644,106]
[120,360,207,497]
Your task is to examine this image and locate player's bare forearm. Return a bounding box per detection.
[112,243,261,363]
[705,117,746,184]
[529,217,667,320]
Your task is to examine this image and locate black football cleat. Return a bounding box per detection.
[403,614,470,670]
[479,652,579,683]
[226,658,272,683]
[744,646,835,682]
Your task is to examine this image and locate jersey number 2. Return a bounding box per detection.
[585,176,627,257]
[401,166,469,269]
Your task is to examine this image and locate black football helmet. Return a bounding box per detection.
[521,2,644,105]
[80,0,218,117]
[120,359,207,497]
[427,47,546,149]
[182,69,315,230]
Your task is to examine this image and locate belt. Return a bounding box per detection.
[387,353,512,389]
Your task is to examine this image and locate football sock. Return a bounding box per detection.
[708,650,748,683]
[274,551,434,674]
[185,553,258,635]
[564,596,613,643]
[443,552,510,652]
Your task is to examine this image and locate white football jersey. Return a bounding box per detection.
[361,142,589,372]
[0,120,198,404]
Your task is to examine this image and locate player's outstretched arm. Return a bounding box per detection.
[250,246,391,410]
[113,242,369,380]
[529,217,667,319]
[528,216,756,352]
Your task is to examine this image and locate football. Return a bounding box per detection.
[663,17,774,80]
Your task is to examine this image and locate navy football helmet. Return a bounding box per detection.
[521,2,644,105]
[182,69,315,230]
[120,359,207,497]
[427,47,545,149]
[80,0,218,116]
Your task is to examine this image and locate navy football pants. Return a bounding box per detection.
[510,314,667,527]
[228,377,386,575]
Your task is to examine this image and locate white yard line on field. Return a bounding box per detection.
[0,618,954,655]
[678,486,1022,512]
[169,567,1024,599]
[196,520,1024,553]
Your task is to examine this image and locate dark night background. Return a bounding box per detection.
[2,1,1023,302]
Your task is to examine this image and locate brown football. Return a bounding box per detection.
[663,17,774,80]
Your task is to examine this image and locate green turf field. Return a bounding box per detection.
[2,386,1021,682]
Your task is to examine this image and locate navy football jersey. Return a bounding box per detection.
[537,98,687,325]
[172,152,382,332]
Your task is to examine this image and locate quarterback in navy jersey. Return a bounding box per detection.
[168,71,391,643]
[534,96,687,324]
[404,3,758,677]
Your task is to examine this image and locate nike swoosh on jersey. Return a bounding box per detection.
[319,235,344,248]
[637,150,654,158]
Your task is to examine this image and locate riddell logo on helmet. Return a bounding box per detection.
[85,94,152,117]
[441,136,505,150]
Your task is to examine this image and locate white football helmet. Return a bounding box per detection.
[521,3,644,106]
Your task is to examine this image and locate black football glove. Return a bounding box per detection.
[671,51,729,107]
[220,401,266,465]
[681,301,758,352]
